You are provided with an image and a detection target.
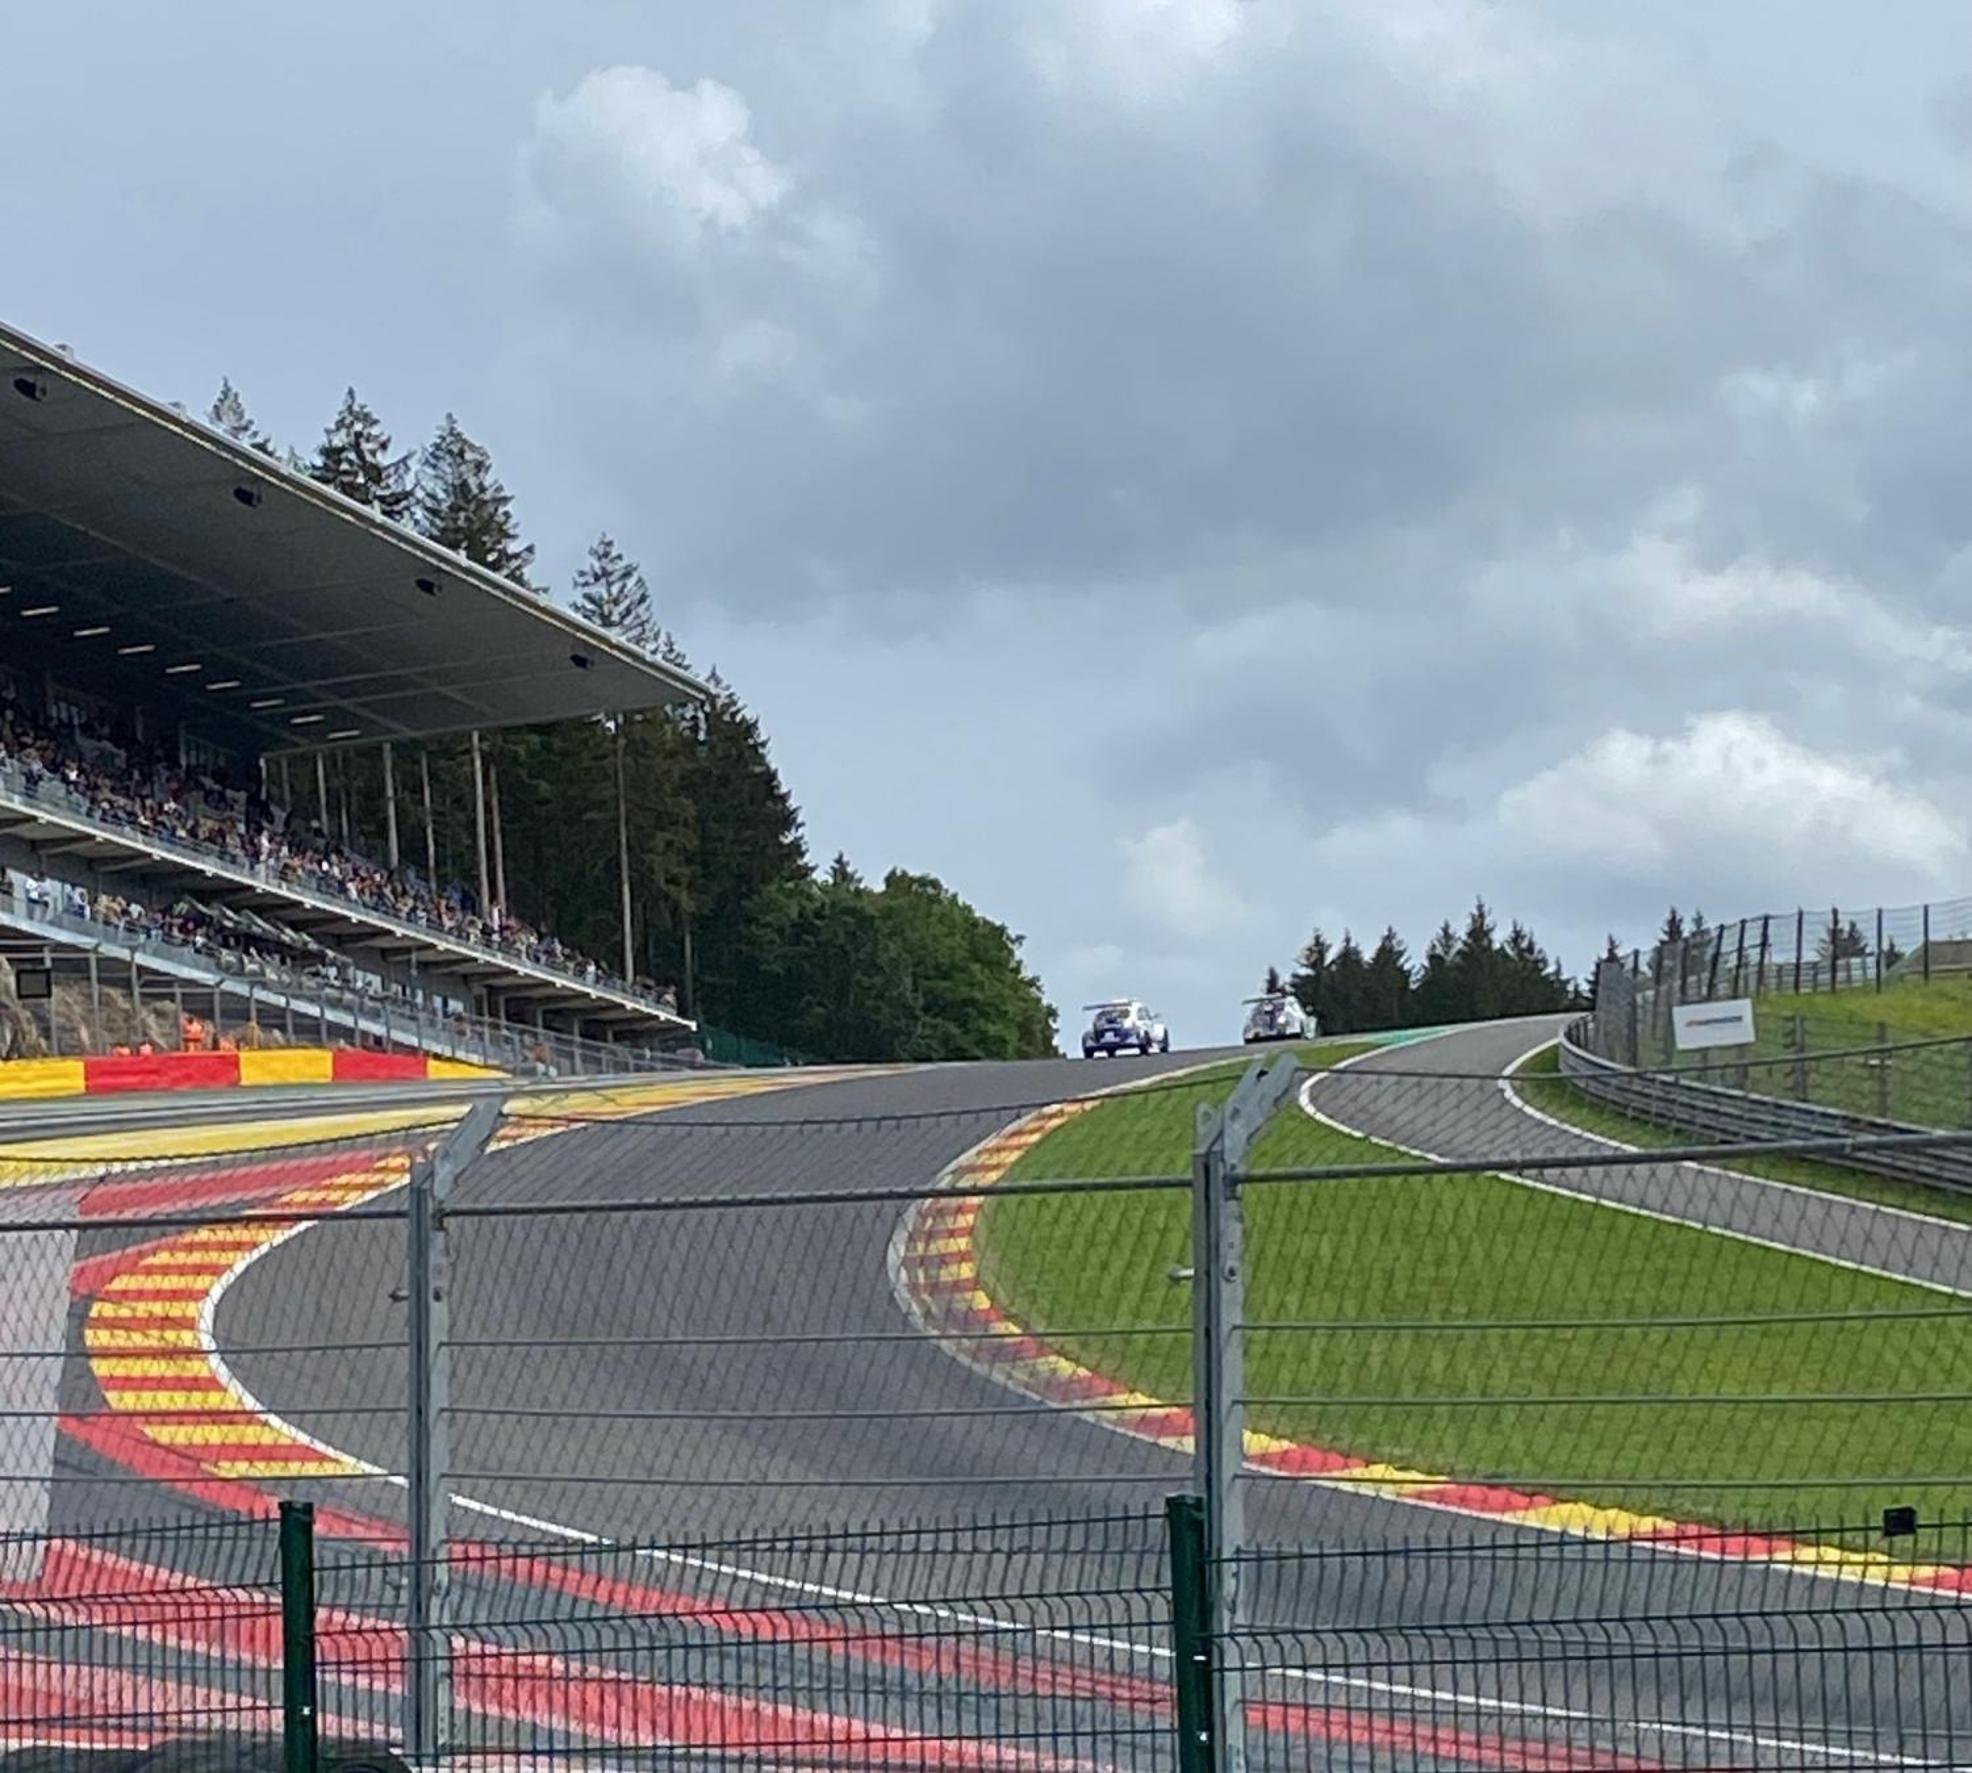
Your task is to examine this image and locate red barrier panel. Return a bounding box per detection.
[83,1052,244,1095]
[329,1050,429,1083]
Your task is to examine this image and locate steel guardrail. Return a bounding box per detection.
[1557,1017,1972,1197]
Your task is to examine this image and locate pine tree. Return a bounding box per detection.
[208,378,277,456]
[1411,921,1461,1026]
[414,414,536,587]
[1364,927,1412,1031]
[1326,932,1371,1034]
[571,534,657,651]
[1451,898,1503,1020]
[1289,929,1331,1029]
[311,388,412,521]
[685,677,809,1019]
[1263,964,1286,997]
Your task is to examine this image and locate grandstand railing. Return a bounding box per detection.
[0,757,687,1027]
[0,886,699,1077]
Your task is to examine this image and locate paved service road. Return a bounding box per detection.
[209,1028,1972,1767]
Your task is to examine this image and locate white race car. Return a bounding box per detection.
[1082,1000,1171,1058]
[1242,992,1316,1043]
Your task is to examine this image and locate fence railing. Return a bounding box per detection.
[0,892,704,1077]
[1623,893,1972,1008]
[17,1495,1972,1770]
[4,1056,1972,1765]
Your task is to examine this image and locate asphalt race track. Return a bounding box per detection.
[72,1028,1972,1762]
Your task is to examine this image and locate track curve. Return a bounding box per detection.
[206,1030,1972,1763]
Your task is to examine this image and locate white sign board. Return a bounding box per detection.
[1671,999,1756,1052]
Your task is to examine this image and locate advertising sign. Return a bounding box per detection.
[1671,998,1756,1052]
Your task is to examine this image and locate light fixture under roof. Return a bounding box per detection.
[289,713,326,726]
[72,625,111,638]
[116,643,157,657]
[205,679,242,692]
[327,727,361,741]
[19,605,58,618]
[164,661,203,675]
[249,696,286,711]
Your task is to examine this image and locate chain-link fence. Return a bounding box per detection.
[1,1050,1971,1764]
[1593,894,1972,1079]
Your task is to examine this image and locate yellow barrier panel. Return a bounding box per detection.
[428,1058,499,1079]
[238,1049,336,1087]
[0,1058,88,1101]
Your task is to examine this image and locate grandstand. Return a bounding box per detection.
[0,318,700,1070]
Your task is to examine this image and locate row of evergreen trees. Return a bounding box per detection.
[207,380,1056,1062]
[1274,900,1585,1036]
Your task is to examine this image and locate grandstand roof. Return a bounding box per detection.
[0,319,704,756]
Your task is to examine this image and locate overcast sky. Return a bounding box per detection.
[6,1,1971,1044]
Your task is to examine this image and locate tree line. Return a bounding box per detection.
[208,381,1057,1062]
[1273,900,1585,1036]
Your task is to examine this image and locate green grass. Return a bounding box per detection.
[1628,978,1972,1128]
[979,1049,1972,1536]
[1756,976,1972,1045]
[1512,1045,1972,1228]
[1005,1043,1384,1183]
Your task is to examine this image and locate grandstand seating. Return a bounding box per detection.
[0,692,678,1019]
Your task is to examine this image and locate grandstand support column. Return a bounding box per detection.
[87,951,101,1030]
[420,748,438,881]
[470,729,490,915]
[315,753,330,835]
[615,718,634,983]
[489,756,507,916]
[382,742,400,870]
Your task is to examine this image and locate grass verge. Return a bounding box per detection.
[979,1046,1972,1536]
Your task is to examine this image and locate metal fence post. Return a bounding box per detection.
[1924,904,1932,985]
[1876,907,1885,992]
[1192,1058,1300,1773]
[1166,1494,1214,1773]
[279,1500,318,1773]
[408,1097,503,1766]
[1794,908,1804,995]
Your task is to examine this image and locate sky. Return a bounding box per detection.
[5,1,1971,1046]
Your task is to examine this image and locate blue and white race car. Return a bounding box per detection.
[1242,992,1316,1043]
[1081,1000,1171,1059]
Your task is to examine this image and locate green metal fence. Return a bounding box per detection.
[9,1500,1972,1770]
[695,1021,813,1068]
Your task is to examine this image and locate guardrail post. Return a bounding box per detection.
[1167,1494,1215,1773]
[279,1500,318,1773]
[407,1097,503,1767]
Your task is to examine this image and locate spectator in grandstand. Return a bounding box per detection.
[0,698,678,1011]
